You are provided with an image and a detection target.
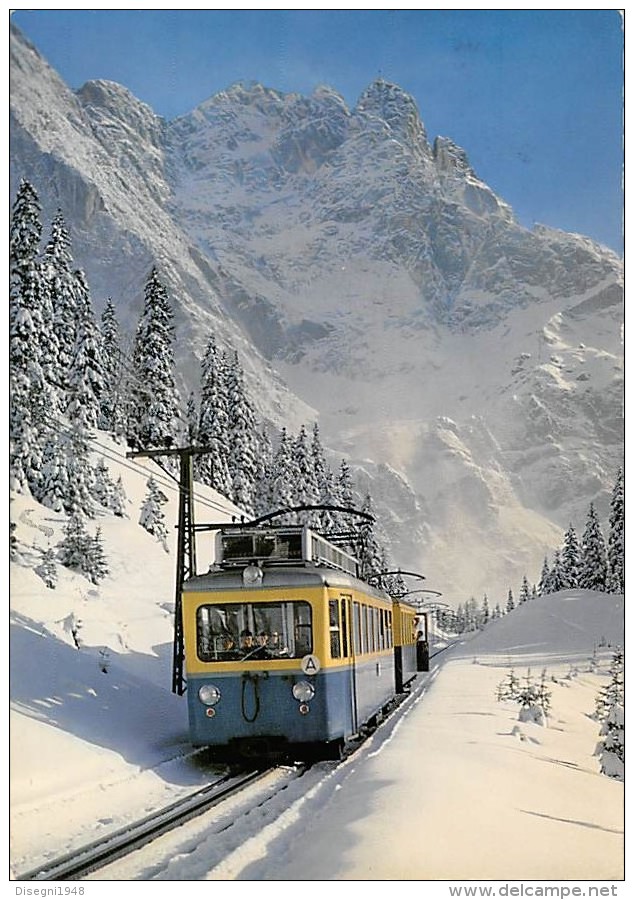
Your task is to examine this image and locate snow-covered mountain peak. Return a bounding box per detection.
[353,78,430,150]
[77,78,163,128]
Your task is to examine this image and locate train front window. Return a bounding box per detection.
[197,601,313,661]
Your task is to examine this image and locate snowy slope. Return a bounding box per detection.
[10,461,624,880]
[9,24,623,601]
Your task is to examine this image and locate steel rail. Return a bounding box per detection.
[16,768,275,882]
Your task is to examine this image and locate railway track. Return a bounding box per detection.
[16,767,281,882]
[16,645,457,882]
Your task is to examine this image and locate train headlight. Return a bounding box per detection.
[292,681,315,702]
[198,684,221,706]
[242,563,263,585]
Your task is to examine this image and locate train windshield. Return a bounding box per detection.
[196,601,312,662]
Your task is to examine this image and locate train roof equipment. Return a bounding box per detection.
[214,525,360,578]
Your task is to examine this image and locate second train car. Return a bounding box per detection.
[182,525,419,760]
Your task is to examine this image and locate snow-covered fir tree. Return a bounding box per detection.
[57,513,94,576]
[355,493,384,582]
[316,465,342,535]
[594,647,624,722]
[538,556,550,596]
[99,299,125,436]
[560,524,581,589]
[481,593,490,625]
[292,424,320,524]
[35,546,58,589]
[93,457,116,510]
[64,421,96,518]
[517,669,551,726]
[310,422,336,532]
[87,527,109,584]
[594,648,624,781]
[544,549,564,594]
[226,350,259,516]
[9,180,55,493]
[267,428,298,520]
[252,426,274,518]
[38,427,71,513]
[41,210,76,394]
[66,271,106,431]
[579,502,608,591]
[11,181,60,400]
[506,588,515,613]
[127,267,181,451]
[110,475,129,518]
[607,468,624,594]
[496,666,521,702]
[139,476,170,551]
[195,335,232,497]
[518,575,531,604]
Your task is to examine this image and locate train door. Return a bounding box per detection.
[341,594,358,734]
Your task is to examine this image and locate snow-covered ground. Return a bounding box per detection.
[9,437,625,888]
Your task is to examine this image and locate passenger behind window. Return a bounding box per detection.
[219,633,239,659]
[268,630,290,657]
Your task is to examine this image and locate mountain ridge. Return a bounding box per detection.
[9,24,623,601]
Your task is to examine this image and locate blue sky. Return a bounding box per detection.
[11,9,623,253]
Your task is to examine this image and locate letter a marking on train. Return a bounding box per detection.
[301,655,321,674]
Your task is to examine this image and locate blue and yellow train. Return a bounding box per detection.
[182,525,422,760]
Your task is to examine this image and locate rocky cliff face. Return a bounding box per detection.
[9,24,623,601]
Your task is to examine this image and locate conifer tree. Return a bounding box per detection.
[506,588,515,613]
[64,421,96,518]
[226,350,259,516]
[355,493,384,582]
[35,546,58,589]
[67,274,106,431]
[196,335,232,496]
[99,299,124,436]
[87,527,109,584]
[310,422,336,532]
[560,524,581,589]
[127,267,180,451]
[38,428,71,513]
[93,458,116,509]
[139,476,170,551]
[538,556,550,595]
[518,575,531,604]
[42,210,76,393]
[57,513,93,574]
[545,549,564,594]
[268,428,297,520]
[111,475,129,518]
[481,593,490,625]
[579,502,608,591]
[9,180,55,492]
[595,648,624,780]
[607,468,624,594]
[253,426,274,518]
[292,424,320,522]
[594,647,624,721]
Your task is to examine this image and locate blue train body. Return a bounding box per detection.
[181,526,420,759]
